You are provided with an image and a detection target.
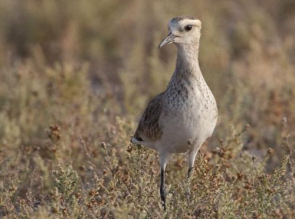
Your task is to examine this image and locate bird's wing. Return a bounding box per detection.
[133,92,164,142]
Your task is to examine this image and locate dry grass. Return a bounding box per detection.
[0,0,294,218]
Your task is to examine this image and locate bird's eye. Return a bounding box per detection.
[184,25,192,31]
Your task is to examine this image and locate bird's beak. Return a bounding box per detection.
[158,32,175,49]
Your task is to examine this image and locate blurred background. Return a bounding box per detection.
[0,0,294,218]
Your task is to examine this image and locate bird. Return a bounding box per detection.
[131,16,218,210]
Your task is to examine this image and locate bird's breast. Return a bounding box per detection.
[158,81,217,153]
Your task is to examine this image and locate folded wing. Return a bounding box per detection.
[133,92,164,143]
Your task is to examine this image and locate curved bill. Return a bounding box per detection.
[158,32,175,49]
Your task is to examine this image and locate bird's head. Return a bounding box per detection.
[158,16,202,49]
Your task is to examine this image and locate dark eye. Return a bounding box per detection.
[184,25,192,31]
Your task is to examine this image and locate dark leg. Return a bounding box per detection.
[160,168,166,210]
[187,167,193,179]
[159,152,169,211]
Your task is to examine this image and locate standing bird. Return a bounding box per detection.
[131,16,218,210]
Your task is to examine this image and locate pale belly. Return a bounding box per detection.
[148,75,218,154]
[155,105,217,154]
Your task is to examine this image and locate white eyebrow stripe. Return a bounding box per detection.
[179,19,201,28]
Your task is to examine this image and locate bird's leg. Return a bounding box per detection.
[187,139,195,180]
[187,167,193,179]
[160,167,166,210]
[186,144,200,208]
[186,166,193,208]
[159,153,169,211]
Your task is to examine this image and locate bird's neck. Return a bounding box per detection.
[174,43,201,80]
